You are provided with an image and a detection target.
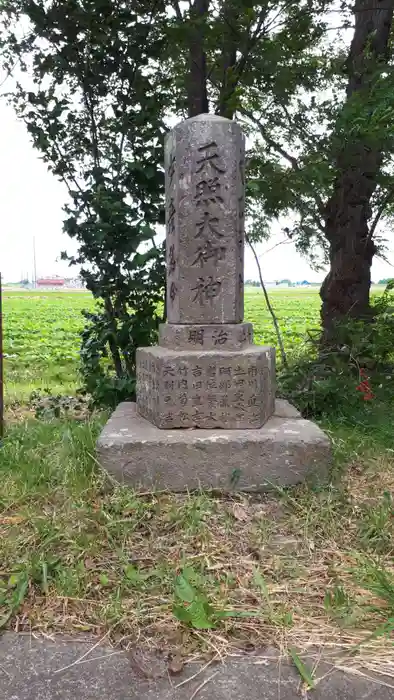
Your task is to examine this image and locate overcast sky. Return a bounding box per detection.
[1,78,394,284]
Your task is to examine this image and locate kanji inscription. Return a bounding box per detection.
[136,346,275,430]
[164,114,244,324]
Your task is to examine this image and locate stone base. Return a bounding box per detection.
[97,400,331,492]
[136,345,275,430]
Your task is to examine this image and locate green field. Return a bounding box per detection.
[3,292,90,399]
[3,287,322,400]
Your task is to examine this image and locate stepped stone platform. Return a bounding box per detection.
[97,399,331,492]
[97,113,331,491]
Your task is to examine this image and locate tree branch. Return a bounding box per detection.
[172,0,183,21]
[279,102,318,152]
[262,237,293,256]
[368,186,394,242]
[114,2,161,182]
[242,108,300,168]
[188,0,210,116]
[241,107,326,231]
[216,5,269,117]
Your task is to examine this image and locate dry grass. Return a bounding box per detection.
[1,416,394,680]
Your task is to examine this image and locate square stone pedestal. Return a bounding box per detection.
[136,345,275,430]
[97,400,331,493]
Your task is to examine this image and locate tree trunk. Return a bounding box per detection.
[187,0,209,117]
[320,0,394,341]
[104,296,124,379]
[217,0,238,119]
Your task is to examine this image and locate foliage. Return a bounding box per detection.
[358,491,394,554]
[173,567,221,629]
[2,0,394,379]
[0,570,28,630]
[278,282,394,418]
[3,291,87,394]
[29,388,89,421]
[0,0,169,405]
[5,286,394,421]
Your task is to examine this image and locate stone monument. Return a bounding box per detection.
[97,114,331,491]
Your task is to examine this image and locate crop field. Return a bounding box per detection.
[2,287,322,400]
[3,291,90,399]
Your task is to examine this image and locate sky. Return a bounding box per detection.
[1,71,394,285]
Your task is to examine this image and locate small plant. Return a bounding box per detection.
[0,571,28,629]
[278,281,394,418]
[358,492,394,554]
[324,585,354,621]
[353,558,394,643]
[173,567,257,630]
[289,648,315,690]
[173,567,222,629]
[29,389,89,420]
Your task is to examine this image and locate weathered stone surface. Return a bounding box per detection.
[97,402,331,492]
[274,399,302,419]
[159,322,253,350]
[165,114,245,324]
[2,633,389,700]
[136,345,275,429]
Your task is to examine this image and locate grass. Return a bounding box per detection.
[2,287,394,679]
[2,417,394,673]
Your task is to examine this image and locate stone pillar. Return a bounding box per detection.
[165,114,244,325]
[136,113,276,430]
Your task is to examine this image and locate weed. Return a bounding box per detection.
[324,585,354,622]
[358,492,394,554]
[289,648,315,690]
[352,558,394,644]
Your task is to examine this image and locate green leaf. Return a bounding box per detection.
[172,603,192,624]
[289,648,315,689]
[124,565,144,584]
[175,573,196,603]
[188,600,216,629]
[0,577,28,631]
[8,575,19,588]
[252,569,270,605]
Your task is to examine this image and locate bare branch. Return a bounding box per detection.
[279,102,318,152]
[369,186,394,241]
[246,234,288,368]
[262,237,293,256]
[172,0,183,21]
[264,0,300,34]
[218,4,269,114]
[242,108,300,169]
